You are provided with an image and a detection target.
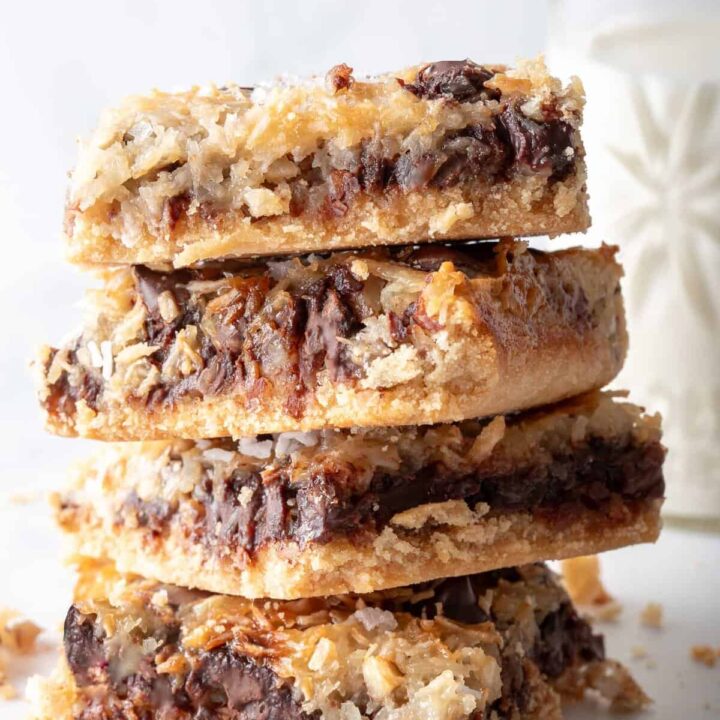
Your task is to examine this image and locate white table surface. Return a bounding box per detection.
[1,495,719,719]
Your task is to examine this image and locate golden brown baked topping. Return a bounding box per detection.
[58,563,642,720]
[65,58,586,266]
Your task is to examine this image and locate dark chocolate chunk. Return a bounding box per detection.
[393,151,439,191]
[134,265,191,320]
[64,607,106,686]
[186,647,308,718]
[325,169,361,217]
[43,347,102,418]
[359,137,393,192]
[533,602,605,678]
[497,106,575,179]
[404,60,501,103]
[122,491,174,538]
[432,124,510,187]
[164,192,191,232]
[64,608,310,719]
[427,575,491,624]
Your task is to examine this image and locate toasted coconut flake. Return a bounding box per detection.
[238,437,273,459]
[86,340,104,368]
[157,291,180,323]
[275,431,319,458]
[100,341,114,380]
[363,655,404,700]
[468,416,506,463]
[353,608,398,633]
[115,342,159,365]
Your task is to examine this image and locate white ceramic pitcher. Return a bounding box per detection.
[548,0,720,521]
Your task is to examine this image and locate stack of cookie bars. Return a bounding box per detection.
[33,59,665,719]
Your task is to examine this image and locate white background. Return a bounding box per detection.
[0,1,718,718]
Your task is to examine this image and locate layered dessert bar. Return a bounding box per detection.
[55,391,664,599]
[29,563,647,720]
[38,240,626,440]
[65,58,588,268]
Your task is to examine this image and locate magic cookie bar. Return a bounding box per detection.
[38,241,626,440]
[65,58,588,268]
[54,392,663,599]
[29,563,648,720]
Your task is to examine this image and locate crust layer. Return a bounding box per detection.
[69,175,589,268]
[61,498,662,599]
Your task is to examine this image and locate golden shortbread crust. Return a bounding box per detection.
[61,498,662,599]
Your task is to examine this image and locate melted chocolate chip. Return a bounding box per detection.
[427,575,490,624]
[404,60,501,103]
[122,491,174,538]
[359,137,394,192]
[64,607,106,685]
[497,106,575,179]
[402,568,522,622]
[325,169,360,217]
[299,266,364,385]
[532,602,605,678]
[402,244,495,276]
[186,647,308,718]
[42,344,103,421]
[394,151,439,191]
[134,265,191,319]
[165,192,191,232]
[434,124,510,187]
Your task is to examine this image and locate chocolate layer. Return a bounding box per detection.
[115,435,664,557]
[287,106,575,221]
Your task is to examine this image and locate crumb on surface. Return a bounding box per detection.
[0,491,42,508]
[561,555,613,605]
[582,658,652,712]
[561,555,622,622]
[690,645,718,668]
[640,602,663,629]
[0,608,43,700]
[591,600,623,623]
[631,645,648,660]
